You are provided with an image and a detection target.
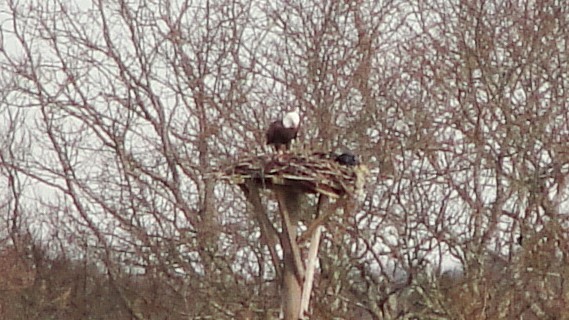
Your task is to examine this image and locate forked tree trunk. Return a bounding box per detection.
[276,188,304,320]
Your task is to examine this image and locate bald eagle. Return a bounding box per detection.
[266,107,300,152]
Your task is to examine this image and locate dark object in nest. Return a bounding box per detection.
[333,152,360,166]
[215,151,368,198]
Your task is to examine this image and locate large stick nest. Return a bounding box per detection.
[215,151,369,198]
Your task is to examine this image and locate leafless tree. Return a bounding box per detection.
[1,0,568,319]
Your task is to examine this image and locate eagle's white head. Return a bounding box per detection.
[282,107,300,129]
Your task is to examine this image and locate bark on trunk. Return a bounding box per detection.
[276,188,304,320]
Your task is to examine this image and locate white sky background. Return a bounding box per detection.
[1,0,569,281]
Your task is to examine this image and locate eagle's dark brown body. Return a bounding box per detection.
[266,120,299,151]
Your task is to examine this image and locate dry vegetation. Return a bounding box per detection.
[1,0,569,319]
